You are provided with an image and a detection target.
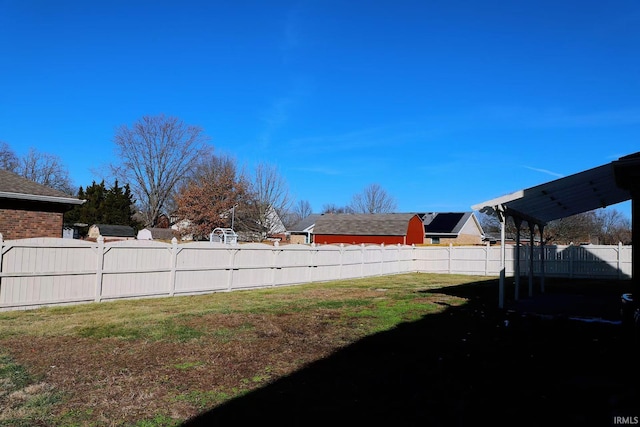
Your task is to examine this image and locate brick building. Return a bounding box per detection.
[0,169,84,240]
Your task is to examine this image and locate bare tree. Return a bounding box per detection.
[543,211,599,244]
[349,183,397,214]
[17,147,75,194]
[235,162,292,241]
[281,199,313,229]
[595,208,632,244]
[0,142,74,194]
[297,200,313,218]
[0,141,19,172]
[293,199,313,220]
[480,207,632,246]
[110,114,211,227]
[321,203,352,214]
[476,211,500,234]
[476,211,525,240]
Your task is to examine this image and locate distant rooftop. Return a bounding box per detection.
[313,213,419,236]
[0,169,83,205]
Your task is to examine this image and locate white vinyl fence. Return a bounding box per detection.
[0,234,632,311]
[413,243,632,280]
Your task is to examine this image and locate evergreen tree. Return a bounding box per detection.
[65,180,140,232]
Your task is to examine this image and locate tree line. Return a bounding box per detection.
[1,114,397,241]
[0,141,75,194]
[478,209,632,245]
[3,114,630,244]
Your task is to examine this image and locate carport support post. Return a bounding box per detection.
[539,224,545,293]
[627,189,640,289]
[513,217,523,300]
[613,153,640,292]
[528,222,535,298]
[634,193,639,288]
[631,193,640,292]
[612,153,640,290]
[498,208,506,309]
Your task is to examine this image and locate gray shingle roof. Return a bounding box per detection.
[290,214,322,232]
[0,169,83,205]
[147,228,178,240]
[93,224,137,237]
[312,213,418,236]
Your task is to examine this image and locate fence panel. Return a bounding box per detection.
[0,238,96,309]
[273,244,318,286]
[451,246,488,275]
[101,241,173,299]
[415,246,452,274]
[174,242,232,294]
[382,245,403,275]
[541,244,631,279]
[363,245,385,277]
[314,245,343,282]
[338,245,364,279]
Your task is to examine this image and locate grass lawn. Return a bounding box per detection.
[0,273,637,426]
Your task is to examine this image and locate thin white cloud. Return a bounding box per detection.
[279,1,311,63]
[281,7,302,52]
[286,105,640,157]
[257,78,312,149]
[258,96,294,148]
[539,109,640,128]
[522,166,565,178]
[287,122,432,155]
[288,127,383,150]
[293,166,343,176]
[479,106,640,129]
[257,3,313,149]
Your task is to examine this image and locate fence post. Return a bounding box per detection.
[308,243,315,283]
[380,243,385,276]
[339,244,344,279]
[411,243,416,272]
[271,242,280,287]
[618,242,623,280]
[227,248,239,291]
[360,244,365,278]
[414,244,419,272]
[95,236,105,302]
[448,244,453,274]
[569,245,574,279]
[169,238,178,296]
[485,242,490,276]
[0,233,3,298]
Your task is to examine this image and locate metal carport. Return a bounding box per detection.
[472,152,640,308]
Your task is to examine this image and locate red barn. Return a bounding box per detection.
[312,213,424,245]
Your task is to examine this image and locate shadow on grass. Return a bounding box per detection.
[181,278,639,427]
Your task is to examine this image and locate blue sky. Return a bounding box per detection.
[1,0,638,218]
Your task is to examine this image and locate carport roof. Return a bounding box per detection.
[471,152,640,225]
